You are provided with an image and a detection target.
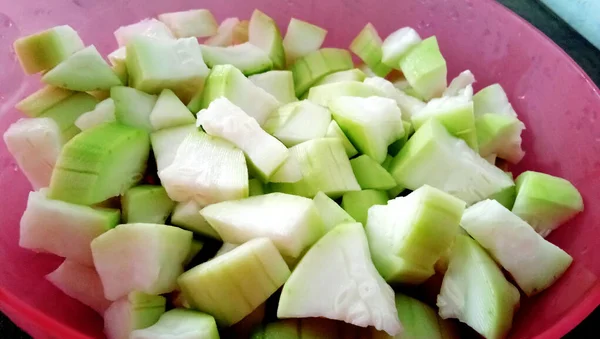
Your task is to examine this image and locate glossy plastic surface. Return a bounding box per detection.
[0,0,599,338]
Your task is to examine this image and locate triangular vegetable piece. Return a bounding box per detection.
[179,238,291,326]
[269,138,360,198]
[130,309,219,339]
[42,45,122,91]
[200,43,273,76]
[349,23,392,77]
[363,77,426,119]
[283,18,327,67]
[341,189,388,225]
[437,235,520,339]
[388,119,514,205]
[476,112,525,164]
[171,201,221,240]
[92,223,192,300]
[201,193,324,259]
[75,98,116,131]
[149,89,195,131]
[104,292,166,339]
[38,92,99,140]
[48,123,150,205]
[365,186,465,283]
[3,118,63,190]
[330,96,404,163]
[325,120,358,157]
[264,100,331,147]
[16,86,74,117]
[197,97,289,181]
[192,64,280,125]
[150,124,197,172]
[158,9,218,38]
[122,185,175,224]
[291,48,354,97]
[268,154,304,183]
[249,71,298,104]
[381,27,422,68]
[512,171,584,237]
[249,10,286,69]
[159,130,248,205]
[14,25,84,74]
[350,155,397,190]
[114,18,174,47]
[399,37,447,100]
[112,86,157,132]
[313,69,366,87]
[461,199,573,296]
[473,83,517,117]
[277,222,402,336]
[307,81,384,108]
[313,191,356,232]
[205,17,240,47]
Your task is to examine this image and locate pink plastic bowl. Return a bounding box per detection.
[1,0,599,338]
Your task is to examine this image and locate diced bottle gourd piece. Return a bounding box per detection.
[233,20,250,45]
[388,119,514,205]
[365,186,465,283]
[127,36,209,103]
[42,46,122,91]
[437,235,520,339]
[394,293,460,339]
[20,191,120,266]
[3,118,64,190]
[512,171,584,237]
[461,199,573,296]
[46,259,112,314]
[249,178,265,196]
[122,185,175,224]
[269,138,360,198]
[249,10,286,70]
[197,98,289,181]
[381,27,422,68]
[193,64,280,126]
[341,189,388,225]
[349,23,392,77]
[184,239,205,267]
[363,77,426,120]
[158,9,218,38]
[200,43,273,76]
[178,238,291,326]
[201,193,324,259]
[268,154,304,183]
[313,69,367,87]
[104,292,166,339]
[264,100,331,147]
[252,318,347,339]
[15,86,74,117]
[476,112,525,164]
[249,70,298,104]
[307,81,384,108]
[388,121,414,157]
[112,86,157,132]
[278,223,402,336]
[399,37,447,100]
[350,155,397,190]
[48,123,150,205]
[159,130,248,205]
[92,223,192,300]
[473,83,517,117]
[149,89,195,131]
[330,96,404,164]
[443,70,475,98]
[313,191,356,232]
[75,98,116,131]
[14,25,84,74]
[108,47,127,67]
[171,201,221,240]
[283,18,327,67]
[291,48,354,97]
[411,94,478,150]
[37,92,99,140]
[488,178,517,210]
[325,120,358,157]
[150,124,197,172]
[114,18,174,47]
[130,309,219,339]
[205,17,241,47]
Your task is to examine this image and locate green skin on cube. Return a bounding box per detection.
[512,171,584,237]
[16,86,75,117]
[395,293,460,339]
[350,155,398,190]
[48,123,149,205]
[249,9,286,70]
[291,48,354,97]
[341,189,388,225]
[349,23,392,77]
[38,92,99,140]
[130,308,219,339]
[149,89,195,131]
[283,18,327,67]
[325,120,358,158]
[104,292,167,339]
[307,81,384,108]
[178,238,291,327]
[437,235,520,339]
[488,173,516,210]
[312,68,367,87]
[475,113,525,163]
[399,36,447,101]
[14,25,84,74]
[249,70,298,104]
[121,185,175,224]
[112,86,158,132]
[313,191,356,232]
[263,100,331,148]
[200,43,274,76]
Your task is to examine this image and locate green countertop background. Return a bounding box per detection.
[1,0,599,337]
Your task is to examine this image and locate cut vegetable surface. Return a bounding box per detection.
[170,201,221,240]
[291,48,354,96]
[461,199,573,296]
[249,10,286,70]
[307,81,384,108]
[350,23,391,77]
[149,89,195,131]
[394,293,459,339]
[473,83,517,117]
[325,120,358,157]
[350,155,397,190]
[249,70,298,104]
[112,86,157,132]
[283,18,327,66]
[399,37,447,100]
[313,191,356,232]
[122,185,175,224]
[200,43,273,76]
[158,9,218,38]
[341,189,388,225]
[476,113,525,164]
[114,18,174,47]
[179,238,290,326]
[201,193,324,259]
[381,27,422,68]
[20,191,120,266]
[92,223,192,300]
[278,223,402,336]
[104,292,166,339]
[15,86,74,118]
[264,100,331,147]
[150,124,196,172]
[363,77,426,119]
[205,17,240,47]
[130,309,219,339]
[75,98,116,131]
[313,69,367,87]
[37,91,99,140]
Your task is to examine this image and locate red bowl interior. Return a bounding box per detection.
[1,0,599,338]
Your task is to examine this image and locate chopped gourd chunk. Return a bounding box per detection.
[158,9,218,38]
[114,18,174,47]
[350,155,398,190]
[313,69,367,87]
[104,292,166,339]
[205,18,241,47]
[313,191,356,232]
[130,309,219,339]
[283,18,327,66]
[37,92,99,140]
[249,71,298,104]
[16,86,74,117]
[150,124,197,172]
[394,293,460,339]
[381,27,422,68]
[200,43,273,76]
[249,10,286,70]
[149,89,195,131]
[341,189,388,225]
[308,81,384,108]
[171,201,221,240]
[75,98,116,131]
[122,185,175,224]
[350,23,392,77]
[111,86,157,132]
[363,77,426,120]
[399,37,447,100]
[325,120,358,157]
[264,100,331,147]
[291,48,354,97]
[476,112,525,164]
